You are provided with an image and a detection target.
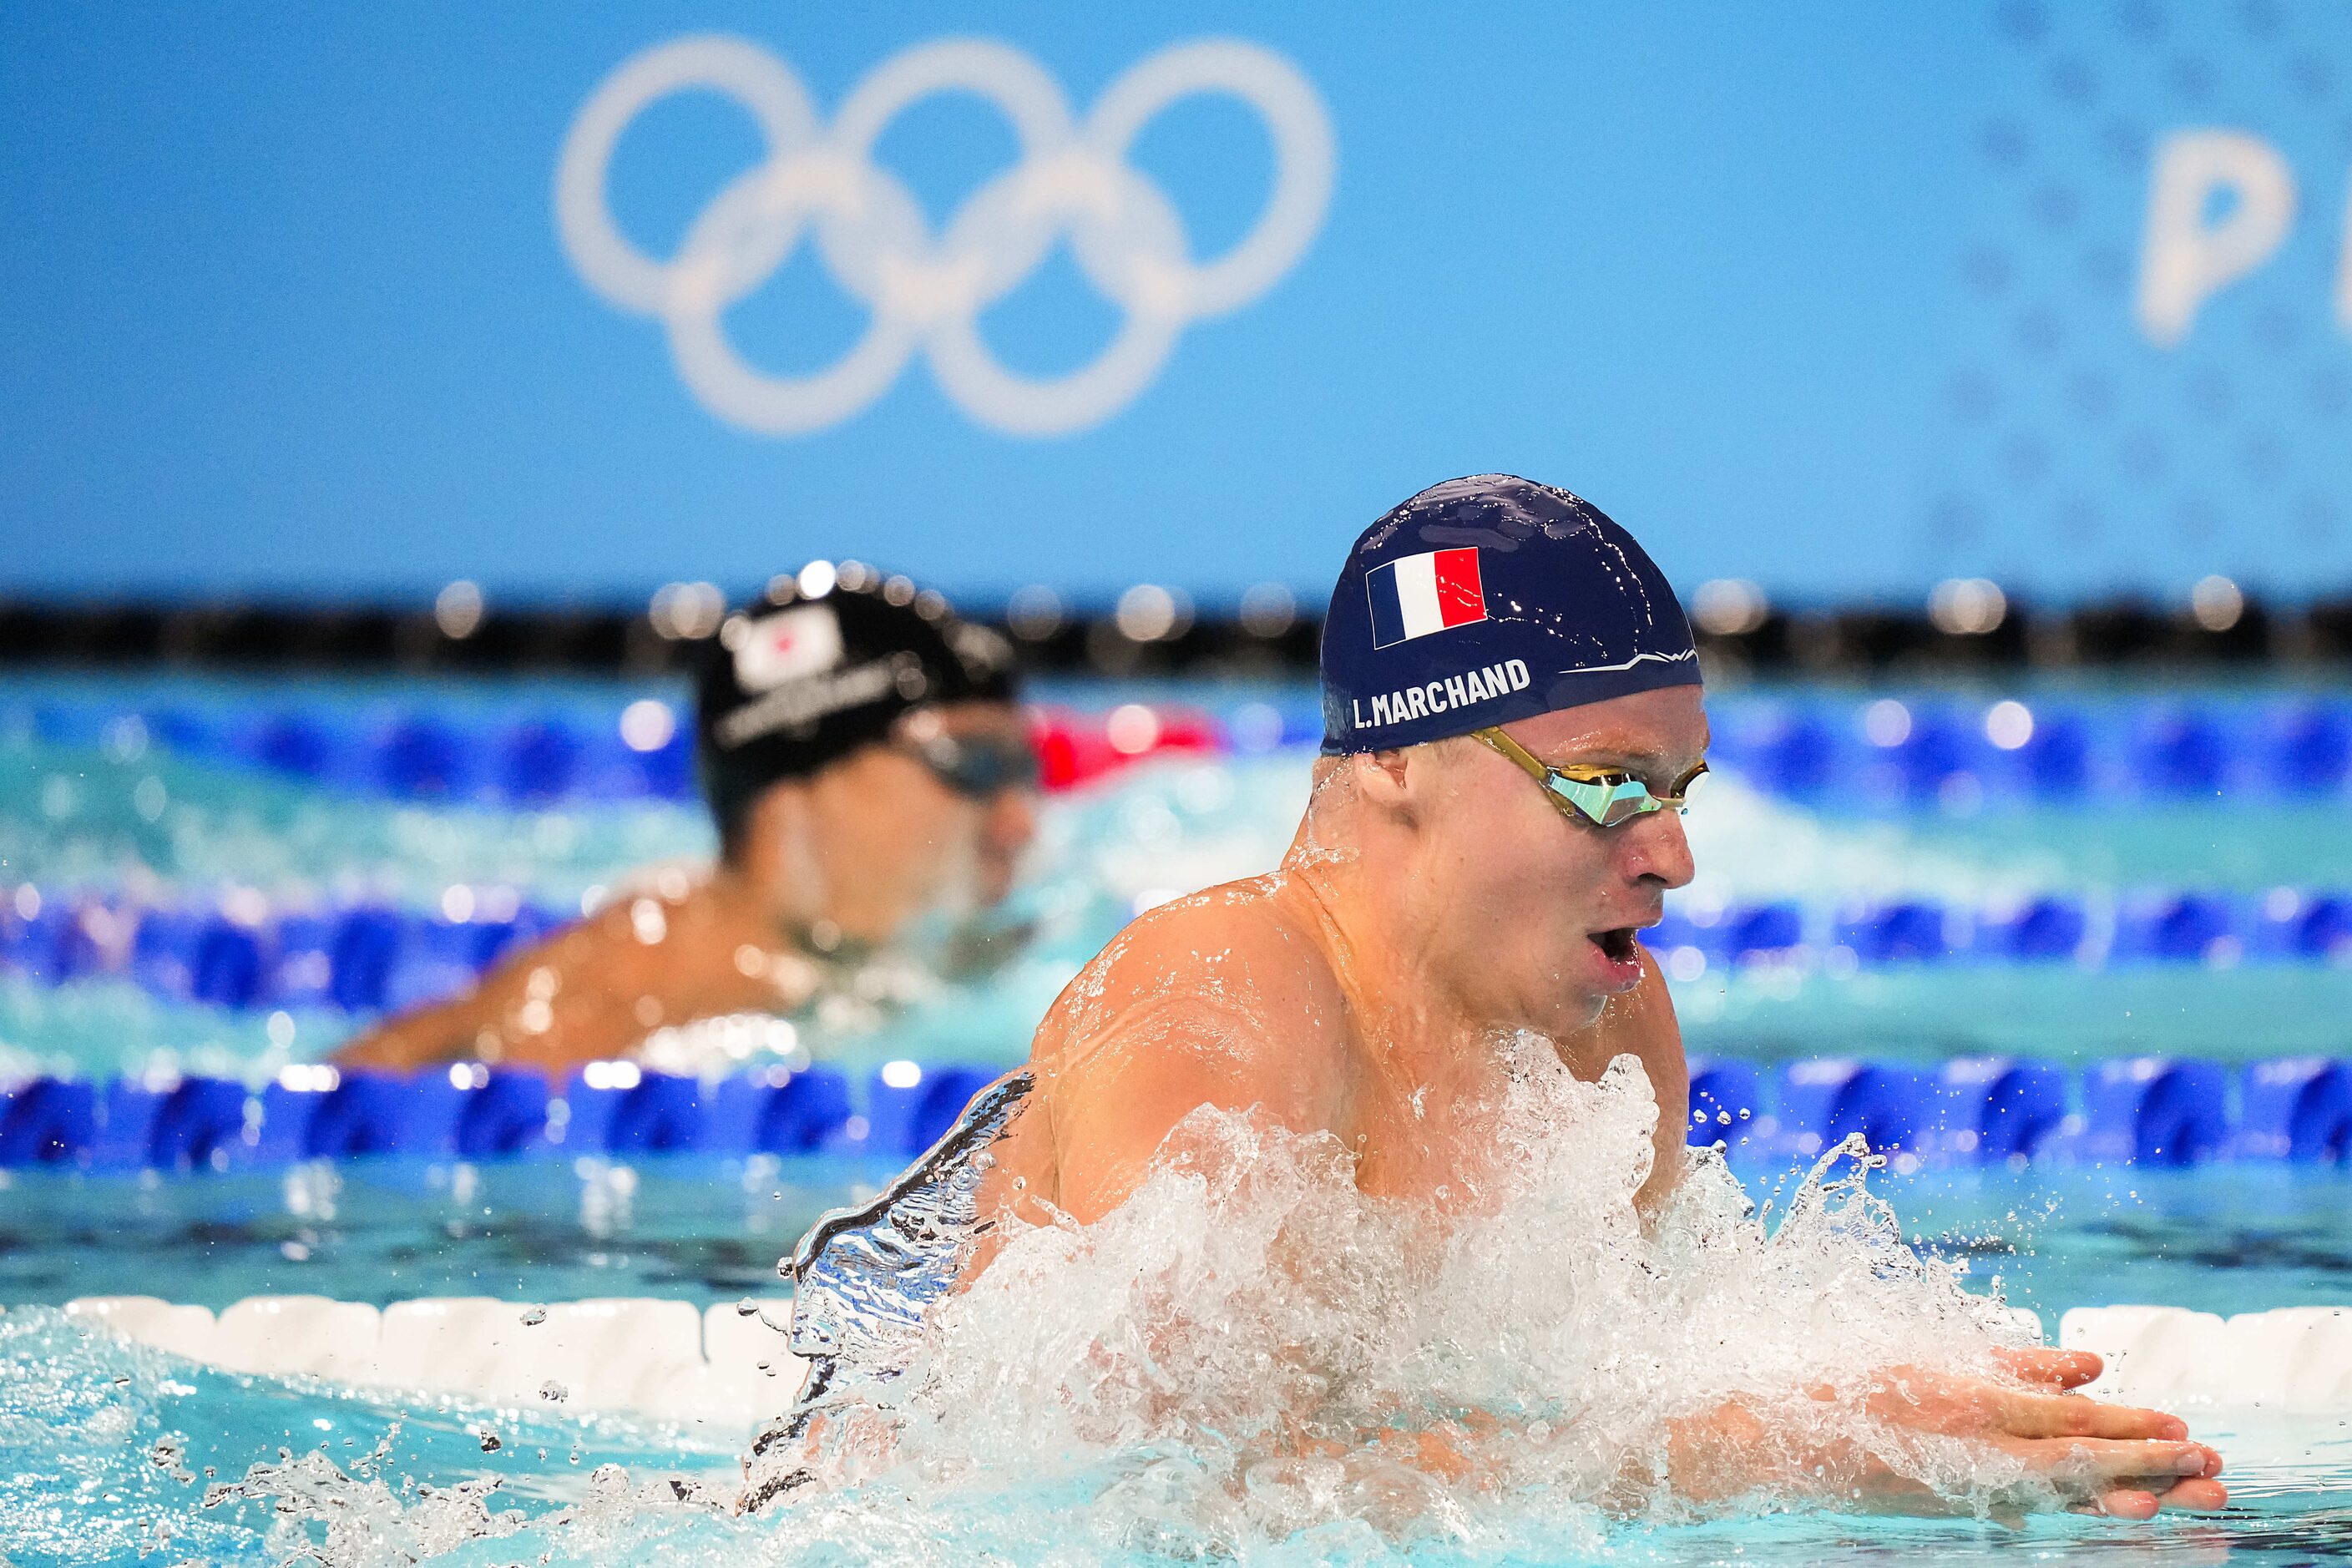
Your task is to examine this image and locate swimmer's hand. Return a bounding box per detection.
[1858,1347,2225,1519]
[1667,1347,2227,1520]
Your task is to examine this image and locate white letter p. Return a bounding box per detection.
[2135,129,2296,347]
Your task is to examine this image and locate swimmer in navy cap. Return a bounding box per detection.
[985,475,1713,1216]
[338,564,1039,1075]
[762,478,2228,1518]
[1318,473,1703,751]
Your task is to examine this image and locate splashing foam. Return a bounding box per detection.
[743,1044,2043,1550]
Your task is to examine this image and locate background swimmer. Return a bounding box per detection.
[336,569,1037,1075]
[964,477,2229,1519]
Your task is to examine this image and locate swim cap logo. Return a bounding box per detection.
[731,604,843,691]
[1366,548,1487,649]
[556,36,1336,438]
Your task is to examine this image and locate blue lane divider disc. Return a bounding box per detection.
[1937,1056,2071,1161]
[2133,707,2236,797]
[2236,1058,2352,1163]
[370,715,479,801]
[1685,1056,1762,1150]
[1985,897,2089,962]
[455,1069,552,1159]
[266,913,340,1009]
[2117,894,2243,965]
[2276,704,2352,793]
[0,1078,96,1166]
[90,1079,169,1170]
[1773,1059,1936,1159]
[497,716,584,804]
[2011,710,2094,800]
[149,1079,253,1170]
[762,1068,855,1153]
[2081,1058,2231,1167]
[604,1072,706,1155]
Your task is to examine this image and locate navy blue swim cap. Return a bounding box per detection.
[1319,475,1700,753]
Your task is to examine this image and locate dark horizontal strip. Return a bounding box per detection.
[3,594,2352,675]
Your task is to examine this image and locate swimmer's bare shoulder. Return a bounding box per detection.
[334,886,799,1075]
[996,873,1351,1225]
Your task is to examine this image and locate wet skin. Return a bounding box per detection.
[978,686,2226,1518]
[335,701,1036,1075]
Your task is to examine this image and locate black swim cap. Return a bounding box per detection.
[696,564,1019,853]
[1319,475,1699,754]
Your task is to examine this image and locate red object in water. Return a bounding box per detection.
[1027,705,1226,792]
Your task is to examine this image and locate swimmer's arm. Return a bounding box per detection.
[332,903,792,1076]
[330,993,482,1074]
[331,918,651,1075]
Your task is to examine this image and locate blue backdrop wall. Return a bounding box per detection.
[4,2,2349,607]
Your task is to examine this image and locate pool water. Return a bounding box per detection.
[2,1158,2348,1328]
[9,1301,2349,1567]
[5,1156,2349,1564]
[5,1309,2350,1567]
[8,674,2352,1079]
[2,671,2350,1564]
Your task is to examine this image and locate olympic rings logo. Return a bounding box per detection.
[555,36,1335,438]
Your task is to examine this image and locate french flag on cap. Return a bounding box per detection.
[1365,547,1488,650]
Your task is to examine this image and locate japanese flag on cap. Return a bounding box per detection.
[732,604,845,691]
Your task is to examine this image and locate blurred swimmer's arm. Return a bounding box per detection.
[333,894,815,1076]
[1558,946,1687,1217]
[329,915,672,1074]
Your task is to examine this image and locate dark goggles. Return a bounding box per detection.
[1472,726,1705,828]
[902,729,1042,800]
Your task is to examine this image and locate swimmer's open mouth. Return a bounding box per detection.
[1591,927,1639,964]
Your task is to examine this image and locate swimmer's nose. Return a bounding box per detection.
[987,786,1038,862]
[1623,804,1695,890]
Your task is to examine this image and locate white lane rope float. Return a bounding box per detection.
[555,35,1336,437]
[63,1294,804,1434]
[58,1297,2352,1432]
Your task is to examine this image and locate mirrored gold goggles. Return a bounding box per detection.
[1471,726,1706,828]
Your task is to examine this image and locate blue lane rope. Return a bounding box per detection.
[8,692,2352,808]
[0,1060,999,1171]
[0,1054,2345,1172]
[3,884,2349,1019]
[1685,1054,2352,1166]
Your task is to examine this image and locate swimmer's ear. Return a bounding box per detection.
[1352,748,1416,813]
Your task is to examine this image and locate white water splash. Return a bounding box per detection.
[112,1045,2070,1563]
[739,1044,2041,1550]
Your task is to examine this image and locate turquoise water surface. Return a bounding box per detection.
[2,672,2349,1564]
